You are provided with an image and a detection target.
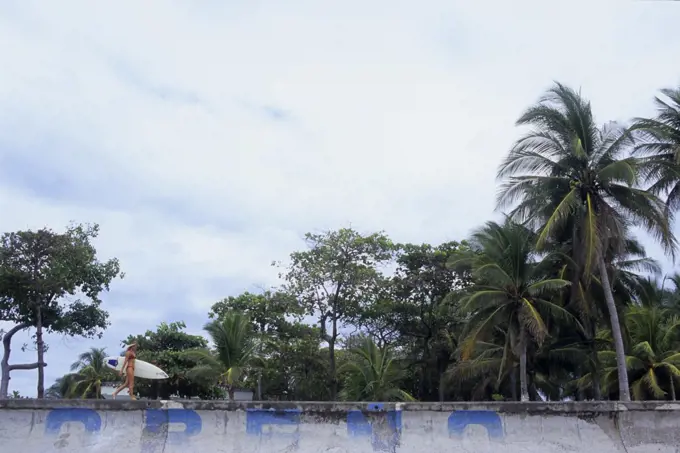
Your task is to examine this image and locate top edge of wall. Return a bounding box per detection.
[2,400,680,413]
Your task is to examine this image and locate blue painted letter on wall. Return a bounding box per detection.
[448,410,503,439]
[347,405,402,452]
[246,408,301,441]
[45,408,102,435]
[142,409,202,453]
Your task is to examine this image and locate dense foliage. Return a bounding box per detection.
[7,80,680,402]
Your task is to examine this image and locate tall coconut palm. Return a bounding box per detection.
[630,86,680,215]
[339,337,414,402]
[184,311,261,400]
[496,82,677,401]
[450,219,577,401]
[69,347,114,399]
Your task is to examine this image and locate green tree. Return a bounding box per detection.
[388,241,473,401]
[124,321,220,400]
[630,86,680,215]
[46,374,79,399]
[209,290,303,334]
[277,228,394,399]
[622,306,680,400]
[0,223,123,398]
[209,290,307,399]
[451,219,576,401]
[447,331,518,401]
[69,347,115,399]
[250,326,329,401]
[339,337,414,402]
[496,82,676,401]
[544,229,660,400]
[185,312,261,400]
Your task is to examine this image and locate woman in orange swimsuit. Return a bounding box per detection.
[112,343,137,400]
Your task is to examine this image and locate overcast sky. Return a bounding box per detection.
[0,1,679,397]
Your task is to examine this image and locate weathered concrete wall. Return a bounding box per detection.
[1,399,679,452]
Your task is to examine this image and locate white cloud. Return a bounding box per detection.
[0,0,679,395]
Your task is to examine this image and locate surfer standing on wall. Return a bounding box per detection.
[112,342,137,400]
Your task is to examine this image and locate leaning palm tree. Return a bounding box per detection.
[496,82,677,401]
[630,86,680,215]
[338,337,414,402]
[69,347,114,399]
[450,219,577,401]
[184,312,261,400]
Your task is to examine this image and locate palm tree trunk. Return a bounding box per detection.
[519,332,529,402]
[671,376,676,401]
[438,372,445,402]
[592,371,602,400]
[591,346,602,400]
[510,368,518,401]
[597,255,630,401]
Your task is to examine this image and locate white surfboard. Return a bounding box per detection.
[104,356,169,380]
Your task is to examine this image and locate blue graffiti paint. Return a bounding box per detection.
[347,411,374,436]
[141,409,202,453]
[45,408,102,435]
[347,410,402,436]
[144,409,202,440]
[447,410,503,439]
[347,405,402,452]
[246,408,301,440]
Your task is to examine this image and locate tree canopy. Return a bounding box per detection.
[20,80,680,403]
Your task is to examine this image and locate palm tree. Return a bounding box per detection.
[184,312,261,400]
[623,305,680,400]
[338,337,414,402]
[587,306,680,400]
[448,329,519,401]
[567,328,618,399]
[630,86,680,215]
[69,347,114,399]
[496,82,677,401]
[46,374,79,399]
[451,219,577,401]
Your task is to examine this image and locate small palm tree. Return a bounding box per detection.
[184,312,261,400]
[448,331,518,401]
[46,374,79,399]
[630,86,680,215]
[624,306,680,400]
[339,337,414,402]
[69,347,114,399]
[579,307,680,400]
[567,328,615,398]
[451,219,577,401]
[496,82,677,400]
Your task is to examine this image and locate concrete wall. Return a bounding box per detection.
[1,399,679,452]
